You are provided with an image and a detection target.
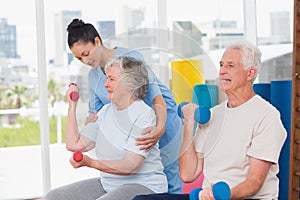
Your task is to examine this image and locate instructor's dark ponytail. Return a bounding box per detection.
[67,18,102,48]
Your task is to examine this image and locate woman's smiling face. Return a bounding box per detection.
[70,40,102,68]
[104,63,130,103]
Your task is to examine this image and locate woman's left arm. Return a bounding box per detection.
[70,151,145,175]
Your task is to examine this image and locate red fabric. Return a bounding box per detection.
[182,173,204,194]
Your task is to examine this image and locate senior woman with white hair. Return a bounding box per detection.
[44,56,167,200]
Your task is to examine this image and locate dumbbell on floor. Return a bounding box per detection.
[177,102,211,124]
[190,181,231,200]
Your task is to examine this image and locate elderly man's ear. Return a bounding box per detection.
[247,67,257,80]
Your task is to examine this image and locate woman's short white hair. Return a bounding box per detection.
[105,56,148,100]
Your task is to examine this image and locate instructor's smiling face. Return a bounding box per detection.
[70,41,101,68]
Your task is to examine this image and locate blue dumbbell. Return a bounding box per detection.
[190,181,231,200]
[177,102,211,124]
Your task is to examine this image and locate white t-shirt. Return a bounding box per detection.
[80,100,168,193]
[194,95,287,199]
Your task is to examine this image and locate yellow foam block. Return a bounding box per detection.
[171,59,205,103]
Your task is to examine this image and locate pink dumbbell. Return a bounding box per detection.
[68,83,79,101]
[73,151,83,162]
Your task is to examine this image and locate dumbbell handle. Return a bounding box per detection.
[190,181,231,200]
[68,83,79,101]
[73,151,83,162]
[177,102,211,124]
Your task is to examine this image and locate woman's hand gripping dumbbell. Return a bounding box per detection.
[68,83,79,101]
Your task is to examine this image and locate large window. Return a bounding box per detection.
[0,0,293,199]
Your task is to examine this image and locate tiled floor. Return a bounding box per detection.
[0,144,99,200]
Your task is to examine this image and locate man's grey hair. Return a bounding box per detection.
[105,56,148,100]
[226,41,262,79]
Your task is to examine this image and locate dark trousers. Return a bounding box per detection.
[132,193,190,200]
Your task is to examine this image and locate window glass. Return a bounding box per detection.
[256,0,293,82]
[0,1,44,199]
[0,0,293,199]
